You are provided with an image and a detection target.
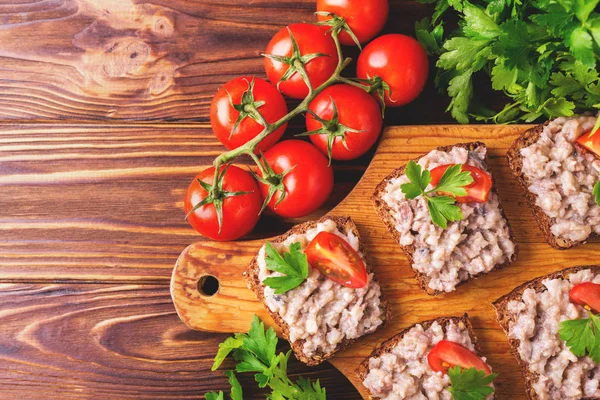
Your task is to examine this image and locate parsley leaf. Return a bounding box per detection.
[401,161,474,229]
[211,315,327,400]
[204,392,224,400]
[594,181,600,207]
[559,313,600,363]
[262,242,309,294]
[448,366,498,400]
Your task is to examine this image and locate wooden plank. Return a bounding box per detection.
[171,124,600,399]
[0,0,456,124]
[0,123,364,282]
[0,282,360,399]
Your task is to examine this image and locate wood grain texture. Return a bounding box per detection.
[0,0,458,124]
[0,123,366,282]
[172,125,600,399]
[0,282,360,399]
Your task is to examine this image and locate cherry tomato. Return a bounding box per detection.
[184,166,262,241]
[210,77,288,152]
[258,140,334,218]
[264,23,339,99]
[428,340,491,374]
[569,282,600,314]
[306,84,382,161]
[305,231,368,288]
[430,164,493,203]
[357,34,429,107]
[316,0,389,46]
[576,130,600,158]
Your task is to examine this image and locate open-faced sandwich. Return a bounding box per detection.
[507,115,600,249]
[357,314,497,399]
[372,142,518,295]
[494,266,600,399]
[243,215,390,366]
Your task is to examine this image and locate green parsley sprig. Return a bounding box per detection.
[448,366,498,400]
[559,312,600,363]
[207,315,327,400]
[415,0,600,124]
[594,181,600,207]
[262,242,309,294]
[401,161,474,229]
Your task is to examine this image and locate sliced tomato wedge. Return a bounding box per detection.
[430,164,492,203]
[569,282,600,314]
[427,340,491,374]
[304,231,368,288]
[576,130,600,158]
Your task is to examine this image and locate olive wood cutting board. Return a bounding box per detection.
[171,125,600,399]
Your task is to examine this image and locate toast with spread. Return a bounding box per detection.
[372,142,518,295]
[357,314,496,400]
[494,265,600,399]
[507,115,599,249]
[244,215,391,366]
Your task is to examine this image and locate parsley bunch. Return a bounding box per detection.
[207,315,327,400]
[594,181,600,206]
[448,366,498,400]
[559,311,600,362]
[401,161,474,228]
[416,0,600,126]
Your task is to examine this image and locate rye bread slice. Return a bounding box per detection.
[243,215,391,366]
[356,314,495,400]
[372,142,518,296]
[493,265,600,400]
[507,123,592,250]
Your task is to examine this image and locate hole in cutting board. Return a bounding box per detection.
[198,275,219,296]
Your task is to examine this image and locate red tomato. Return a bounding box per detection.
[428,340,491,374]
[576,130,600,157]
[316,0,389,46]
[430,164,492,203]
[306,84,382,161]
[357,34,429,107]
[569,282,600,314]
[258,140,334,218]
[184,166,262,241]
[210,77,288,152]
[305,231,368,288]
[264,23,339,99]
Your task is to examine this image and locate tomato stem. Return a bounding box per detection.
[210,27,353,195]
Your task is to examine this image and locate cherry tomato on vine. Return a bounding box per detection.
[264,23,339,99]
[430,164,492,203]
[428,340,491,374]
[210,77,288,152]
[357,34,429,107]
[305,231,368,288]
[257,140,334,218]
[316,0,389,46]
[306,84,382,161]
[184,166,262,241]
[569,282,600,314]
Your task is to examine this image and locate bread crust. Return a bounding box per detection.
[506,123,593,249]
[355,314,494,400]
[492,265,600,400]
[372,142,518,296]
[243,215,391,366]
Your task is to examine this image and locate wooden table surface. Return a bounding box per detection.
[0,1,510,398]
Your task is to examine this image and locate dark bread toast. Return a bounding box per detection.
[356,314,494,400]
[493,265,600,400]
[506,123,584,250]
[243,215,391,366]
[372,142,518,296]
